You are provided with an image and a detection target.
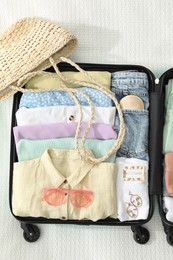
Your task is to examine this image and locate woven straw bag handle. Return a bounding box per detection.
[11,57,125,164]
[49,57,125,164]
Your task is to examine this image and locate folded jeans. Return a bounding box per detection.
[111,71,149,110]
[115,110,149,160]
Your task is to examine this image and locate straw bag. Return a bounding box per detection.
[0,17,125,164]
[0,17,77,101]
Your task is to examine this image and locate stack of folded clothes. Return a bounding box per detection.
[162,79,173,221]
[12,71,118,221]
[12,69,150,222]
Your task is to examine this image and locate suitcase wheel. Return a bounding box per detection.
[21,223,40,243]
[163,223,173,246]
[166,234,173,246]
[131,226,150,245]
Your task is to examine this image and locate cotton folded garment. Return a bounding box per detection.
[19,87,113,108]
[13,122,117,143]
[163,197,173,222]
[163,80,173,153]
[16,138,117,163]
[16,106,116,126]
[12,149,117,220]
[163,110,173,153]
[26,71,111,89]
[164,153,173,196]
[115,157,149,222]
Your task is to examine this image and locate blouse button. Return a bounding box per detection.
[64,179,68,184]
[62,217,66,220]
[69,115,74,121]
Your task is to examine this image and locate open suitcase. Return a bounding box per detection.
[9,62,157,244]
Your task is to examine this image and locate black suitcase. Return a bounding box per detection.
[9,62,157,244]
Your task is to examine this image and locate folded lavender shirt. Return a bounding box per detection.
[13,122,117,143]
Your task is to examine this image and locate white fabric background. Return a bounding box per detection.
[0,1,173,259]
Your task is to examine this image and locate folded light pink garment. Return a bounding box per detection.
[13,122,117,143]
[165,153,173,197]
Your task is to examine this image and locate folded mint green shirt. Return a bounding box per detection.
[17,138,116,163]
[163,110,173,153]
[165,81,173,110]
[163,80,173,153]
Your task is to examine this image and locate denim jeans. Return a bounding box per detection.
[111,71,149,160]
[111,71,149,110]
[115,110,149,160]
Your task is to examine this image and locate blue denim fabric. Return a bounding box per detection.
[115,109,149,160]
[111,71,149,110]
[111,71,149,160]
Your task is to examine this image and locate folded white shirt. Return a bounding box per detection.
[116,157,149,222]
[163,197,173,222]
[16,106,116,126]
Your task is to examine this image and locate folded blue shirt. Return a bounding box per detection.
[19,88,112,108]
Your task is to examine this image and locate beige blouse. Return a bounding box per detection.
[12,149,117,221]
